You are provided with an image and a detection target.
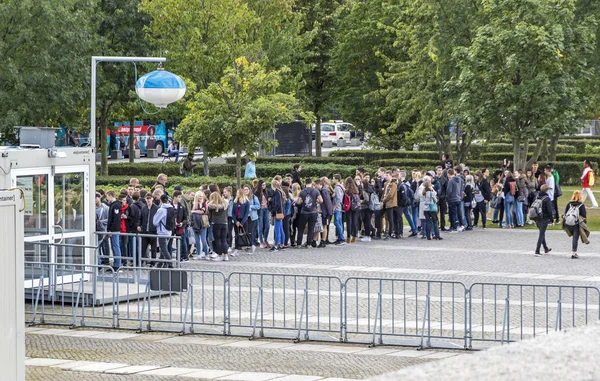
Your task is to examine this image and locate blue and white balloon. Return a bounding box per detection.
[135,69,186,108]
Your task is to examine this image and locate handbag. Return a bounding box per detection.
[202,214,210,227]
[428,193,438,213]
[314,213,324,233]
[275,190,284,220]
[235,224,251,247]
[489,195,501,209]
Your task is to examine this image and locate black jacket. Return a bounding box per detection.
[480,178,492,201]
[538,191,554,222]
[292,171,302,187]
[140,203,159,233]
[125,200,143,233]
[107,200,122,232]
[173,203,188,228]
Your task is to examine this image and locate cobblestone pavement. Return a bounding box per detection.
[25,228,598,380]
[25,328,453,380]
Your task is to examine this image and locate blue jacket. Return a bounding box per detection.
[249,195,260,221]
[233,201,250,224]
[244,161,256,179]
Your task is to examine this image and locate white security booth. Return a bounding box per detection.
[0,145,95,288]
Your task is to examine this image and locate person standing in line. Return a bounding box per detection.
[207,191,230,262]
[246,184,260,252]
[269,179,287,251]
[446,169,461,232]
[423,179,442,240]
[382,171,398,239]
[563,191,588,259]
[533,185,554,257]
[332,174,346,245]
[140,193,158,266]
[296,178,323,248]
[436,166,449,231]
[95,193,110,266]
[344,176,361,243]
[153,194,174,268]
[254,180,271,249]
[581,160,598,208]
[360,178,374,242]
[231,189,250,259]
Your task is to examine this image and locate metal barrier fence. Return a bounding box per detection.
[95,231,182,269]
[24,256,600,349]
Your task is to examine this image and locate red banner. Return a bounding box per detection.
[107,125,150,136]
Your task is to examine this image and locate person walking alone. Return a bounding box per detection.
[533,185,554,257]
[563,191,588,259]
[581,160,598,208]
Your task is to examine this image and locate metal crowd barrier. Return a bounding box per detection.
[95,231,182,269]
[24,256,600,349]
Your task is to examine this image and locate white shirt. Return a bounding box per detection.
[546,175,555,201]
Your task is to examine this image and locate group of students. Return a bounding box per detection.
[95,159,596,268]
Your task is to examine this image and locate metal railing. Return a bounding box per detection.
[24,255,600,349]
[95,231,182,269]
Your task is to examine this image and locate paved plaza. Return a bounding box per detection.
[25,228,600,380]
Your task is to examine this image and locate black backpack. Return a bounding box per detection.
[163,207,176,231]
[397,183,410,207]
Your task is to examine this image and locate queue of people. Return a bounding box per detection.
[95,160,596,269]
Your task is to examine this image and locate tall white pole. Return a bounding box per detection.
[90,56,166,153]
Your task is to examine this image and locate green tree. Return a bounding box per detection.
[454,0,595,170]
[0,0,94,140]
[94,0,153,175]
[141,0,307,172]
[328,0,401,149]
[176,57,311,188]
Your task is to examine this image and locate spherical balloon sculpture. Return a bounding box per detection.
[135,69,186,108]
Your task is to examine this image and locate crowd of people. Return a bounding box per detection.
[95,159,597,269]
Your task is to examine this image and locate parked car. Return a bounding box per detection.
[317,121,355,145]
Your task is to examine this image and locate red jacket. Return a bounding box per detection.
[120,204,128,233]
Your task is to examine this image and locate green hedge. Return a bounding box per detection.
[224,156,365,166]
[478,152,600,166]
[96,176,239,192]
[416,143,576,155]
[101,163,365,182]
[329,150,440,164]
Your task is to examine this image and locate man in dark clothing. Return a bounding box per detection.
[296,178,323,247]
[106,191,123,270]
[292,164,303,187]
[172,190,189,262]
[534,185,554,256]
[140,193,158,266]
[124,192,143,266]
[437,166,449,231]
[446,169,461,232]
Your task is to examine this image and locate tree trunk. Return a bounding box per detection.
[548,135,558,163]
[525,139,544,170]
[315,114,322,157]
[512,136,528,173]
[203,148,209,176]
[128,119,135,164]
[235,149,242,190]
[540,138,548,162]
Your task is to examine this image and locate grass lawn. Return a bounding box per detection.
[490,186,600,232]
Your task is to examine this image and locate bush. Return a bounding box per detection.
[416,143,576,156]
[479,152,600,167]
[329,149,440,164]
[251,163,367,179]
[224,156,365,166]
[96,175,239,192]
[101,163,237,178]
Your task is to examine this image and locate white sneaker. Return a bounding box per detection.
[197,255,206,260]
[230,249,239,257]
[212,255,223,262]
[252,245,256,253]
[224,254,229,262]
[227,247,232,253]
[458,226,465,232]
[360,237,371,242]
[210,253,219,259]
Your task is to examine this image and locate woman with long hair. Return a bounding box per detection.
[254,180,271,248]
[191,191,210,260]
[269,179,286,251]
[290,183,302,247]
[502,171,516,228]
[207,191,230,261]
[422,179,442,240]
[344,176,360,243]
[564,190,587,259]
[232,188,250,257]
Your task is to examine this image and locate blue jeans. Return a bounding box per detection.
[411,206,419,229]
[110,234,122,268]
[194,228,209,256]
[168,149,180,162]
[448,201,460,230]
[504,194,514,226]
[460,201,467,226]
[515,200,524,226]
[334,209,345,241]
[248,219,259,246]
[403,207,417,232]
[258,208,270,243]
[273,219,284,246]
